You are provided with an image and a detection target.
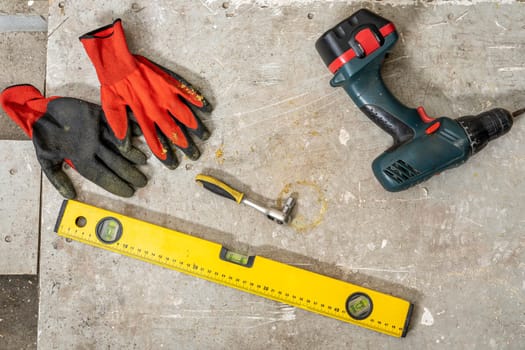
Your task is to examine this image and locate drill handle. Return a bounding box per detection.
[359,104,414,151]
[317,9,439,150]
[332,58,427,150]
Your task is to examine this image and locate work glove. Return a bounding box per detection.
[79,19,212,169]
[0,84,148,199]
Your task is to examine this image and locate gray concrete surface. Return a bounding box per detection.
[0,275,38,350]
[0,0,48,15]
[0,141,40,275]
[0,2,47,349]
[0,0,48,139]
[0,15,47,32]
[30,0,525,348]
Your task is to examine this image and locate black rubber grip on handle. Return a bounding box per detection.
[361,104,414,150]
[200,181,237,201]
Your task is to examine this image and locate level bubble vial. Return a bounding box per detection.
[346,293,373,320]
[96,217,123,244]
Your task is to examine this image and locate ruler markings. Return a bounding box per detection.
[55,200,412,337]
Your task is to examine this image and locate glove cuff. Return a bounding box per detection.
[0,85,55,137]
[79,19,138,85]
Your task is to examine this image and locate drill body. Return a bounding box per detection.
[316,9,514,192]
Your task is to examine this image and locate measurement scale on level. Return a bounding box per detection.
[54,200,413,337]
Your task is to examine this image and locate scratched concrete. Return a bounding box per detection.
[38,0,524,349]
[0,141,40,275]
[0,0,47,272]
[0,2,47,349]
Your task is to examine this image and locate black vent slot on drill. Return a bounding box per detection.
[383,160,420,184]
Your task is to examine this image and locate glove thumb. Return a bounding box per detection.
[41,161,77,199]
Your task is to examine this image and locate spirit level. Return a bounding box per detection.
[54,200,413,337]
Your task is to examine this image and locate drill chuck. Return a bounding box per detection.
[457,108,514,155]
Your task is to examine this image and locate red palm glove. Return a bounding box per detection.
[79,19,211,169]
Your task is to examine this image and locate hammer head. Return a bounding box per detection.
[267,196,296,225]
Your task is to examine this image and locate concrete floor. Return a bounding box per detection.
[2,0,525,349]
[0,1,48,349]
[0,275,38,349]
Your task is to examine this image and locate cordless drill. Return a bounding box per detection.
[315,9,522,192]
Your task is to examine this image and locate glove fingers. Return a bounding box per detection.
[40,160,76,199]
[121,146,148,165]
[129,105,165,158]
[134,55,212,111]
[130,119,143,137]
[145,73,209,147]
[153,111,201,161]
[172,99,211,141]
[154,107,190,145]
[96,145,147,188]
[165,95,210,141]
[134,108,179,169]
[171,119,201,160]
[123,107,143,136]
[101,86,129,140]
[166,75,210,111]
[154,126,180,169]
[102,107,147,165]
[76,160,135,198]
[101,123,147,165]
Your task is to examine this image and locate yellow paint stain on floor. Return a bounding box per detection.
[215,144,225,165]
[278,180,328,233]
